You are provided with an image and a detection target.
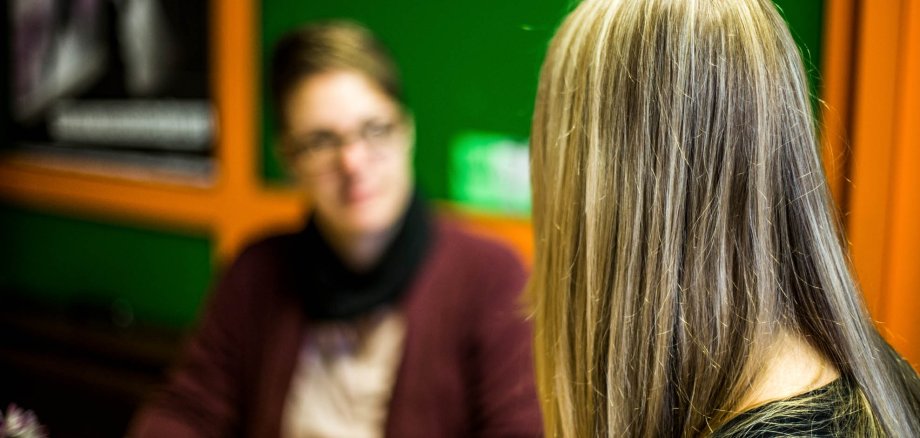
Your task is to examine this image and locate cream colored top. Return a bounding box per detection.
[281,308,407,438]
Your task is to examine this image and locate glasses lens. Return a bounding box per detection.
[286,117,405,174]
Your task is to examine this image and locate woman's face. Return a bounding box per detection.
[282,70,414,237]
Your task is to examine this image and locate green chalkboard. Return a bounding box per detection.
[774,0,825,115]
[0,205,213,327]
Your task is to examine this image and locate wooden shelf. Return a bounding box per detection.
[0,153,218,232]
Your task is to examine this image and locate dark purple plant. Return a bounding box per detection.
[0,404,46,438]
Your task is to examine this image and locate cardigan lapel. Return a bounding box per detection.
[250,289,307,437]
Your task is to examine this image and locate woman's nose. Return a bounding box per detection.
[338,137,371,173]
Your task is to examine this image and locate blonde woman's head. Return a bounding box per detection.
[529,0,920,436]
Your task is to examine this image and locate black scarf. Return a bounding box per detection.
[292,193,431,320]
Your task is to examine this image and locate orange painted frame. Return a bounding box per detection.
[847,0,905,316]
[843,0,920,367]
[884,0,920,366]
[819,0,855,208]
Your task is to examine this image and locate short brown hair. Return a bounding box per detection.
[270,20,404,130]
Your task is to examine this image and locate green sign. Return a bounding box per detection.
[449,131,530,216]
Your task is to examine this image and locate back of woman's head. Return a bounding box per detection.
[528,0,920,436]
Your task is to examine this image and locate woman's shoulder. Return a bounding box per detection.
[228,228,310,272]
[412,218,528,306]
[712,379,859,438]
[430,217,524,270]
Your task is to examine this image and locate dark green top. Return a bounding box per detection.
[713,379,857,437]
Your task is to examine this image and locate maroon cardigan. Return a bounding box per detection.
[131,219,542,437]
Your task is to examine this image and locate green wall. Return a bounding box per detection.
[0,205,213,328]
[774,0,825,114]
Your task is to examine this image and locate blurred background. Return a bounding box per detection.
[0,0,917,436]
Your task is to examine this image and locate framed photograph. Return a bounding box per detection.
[4,0,213,176]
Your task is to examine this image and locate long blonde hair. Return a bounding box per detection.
[528,0,920,436]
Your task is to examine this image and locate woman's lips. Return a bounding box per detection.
[344,185,375,204]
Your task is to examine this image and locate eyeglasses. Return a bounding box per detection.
[282,117,406,174]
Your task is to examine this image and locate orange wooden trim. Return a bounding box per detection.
[0,161,217,230]
[213,0,257,193]
[457,217,533,267]
[881,0,920,366]
[214,193,306,261]
[846,0,904,316]
[819,0,855,209]
[0,151,215,189]
[209,0,306,262]
[437,203,534,267]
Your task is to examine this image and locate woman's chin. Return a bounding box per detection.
[336,209,400,237]
[317,191,408,237]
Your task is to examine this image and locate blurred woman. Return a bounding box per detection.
[133,21,541,437]
[527,0,920,436]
